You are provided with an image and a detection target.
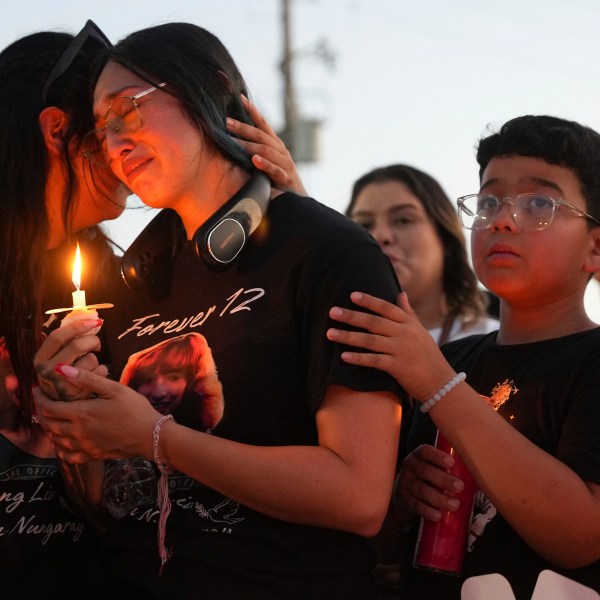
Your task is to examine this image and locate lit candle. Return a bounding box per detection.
[72,243,87,308]
[45,242,113,332]
[62,242,101,332]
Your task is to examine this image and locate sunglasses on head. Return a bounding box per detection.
[40,19,112,106]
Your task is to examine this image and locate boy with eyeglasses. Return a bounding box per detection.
[326,115,600,599]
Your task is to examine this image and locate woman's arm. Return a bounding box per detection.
[35,368,401,538]
[34,321,111,526]
[326,291,600,568]
[57,459,107,529]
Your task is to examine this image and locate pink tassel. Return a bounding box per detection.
[153,414,174,575]
[157,467,172,575]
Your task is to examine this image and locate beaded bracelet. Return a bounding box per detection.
[153,414,174,470]
[152,414,174,574]
[420,372,466,413]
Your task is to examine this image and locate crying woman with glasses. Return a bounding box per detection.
[34,22,407,599]
[0,21,129,598]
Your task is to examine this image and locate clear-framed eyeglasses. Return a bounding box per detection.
[82,82,166,167]
[457,193,600,231]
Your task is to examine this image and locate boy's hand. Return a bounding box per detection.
[394,444,465,522]
[327,291,455,403]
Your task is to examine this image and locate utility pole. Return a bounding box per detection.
[279,0,333,163]
[280,0,299,157]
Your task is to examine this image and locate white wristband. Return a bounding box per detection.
[153,414,174,472]
[420,372,466,413]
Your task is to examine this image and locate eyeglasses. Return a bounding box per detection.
[40,20,111,106]
[457,193,600,231]
[82,83,166,167]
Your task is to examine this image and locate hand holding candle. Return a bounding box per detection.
[412,392,510,576]
[45,242,113,333]
[412,431,477,576]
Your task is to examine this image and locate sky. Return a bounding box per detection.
[3,0,600,319]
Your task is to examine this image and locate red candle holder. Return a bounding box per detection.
[413,430,477,576]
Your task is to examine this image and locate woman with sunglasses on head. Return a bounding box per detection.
[34,22,406,599]
[0,23,128,597]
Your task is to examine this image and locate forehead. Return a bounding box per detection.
[136,363,187,376]
[481,155,582,199]
[93,61,148,110]
[352,180,423,215]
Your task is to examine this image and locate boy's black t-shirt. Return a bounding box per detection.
[100,193,407,599]
[404,328,600,600]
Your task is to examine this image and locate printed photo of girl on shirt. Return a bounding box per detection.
[120,332,224,433]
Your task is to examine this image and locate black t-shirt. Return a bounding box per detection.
[100,194,407,599]
[0,435,102,598]
[0,228,118,599]
[403,328,600,600]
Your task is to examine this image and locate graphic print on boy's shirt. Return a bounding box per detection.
[467,378,518,552]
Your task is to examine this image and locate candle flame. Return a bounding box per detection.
[72,243,82,290]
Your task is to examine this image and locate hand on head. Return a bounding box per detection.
[226,95,307,195]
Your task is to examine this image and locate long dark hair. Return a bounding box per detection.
[100,22,254,171]
[0,30,107,421]
[348,164,488,324]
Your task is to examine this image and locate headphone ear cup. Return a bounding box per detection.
[199,217,247,270]
[120,172,272,296]
[121,209,185,299]
[193,171,271,270]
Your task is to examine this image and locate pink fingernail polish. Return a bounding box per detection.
[54,363,79,378]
